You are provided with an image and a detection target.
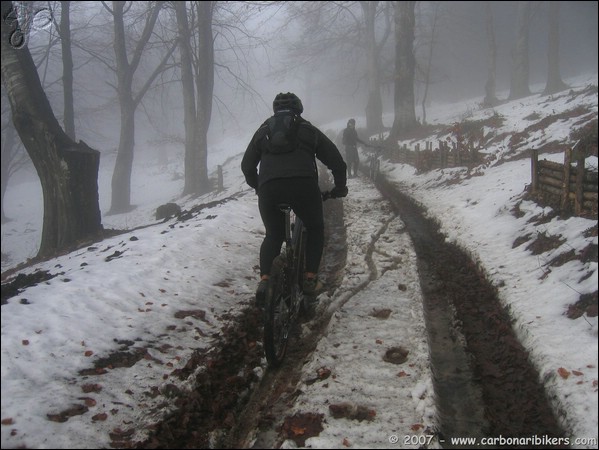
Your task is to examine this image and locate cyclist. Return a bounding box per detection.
[241,92,348,307]
[342,118,369,177]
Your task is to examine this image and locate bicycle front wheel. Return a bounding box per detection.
[264,255,292,367]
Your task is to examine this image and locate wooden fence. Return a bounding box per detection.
[389,140,481,172]
[531,148,598,217]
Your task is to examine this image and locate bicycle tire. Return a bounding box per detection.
[296,227,314,318]
[263,255,291,367]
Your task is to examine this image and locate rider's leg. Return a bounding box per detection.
[290,180,325,295]
[258,182,286,277]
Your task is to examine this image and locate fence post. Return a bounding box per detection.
[531,149,538,193]
[561,148,572,212]
[575,152,585,215]
[217,165,224,191]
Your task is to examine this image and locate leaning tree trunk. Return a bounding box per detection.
[389,1,418,141]
[1,1,102,258]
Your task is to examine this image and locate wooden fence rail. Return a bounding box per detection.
[531,148,598,216]
[389,141,481,172]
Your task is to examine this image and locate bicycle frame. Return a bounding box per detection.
[263,204,307,367]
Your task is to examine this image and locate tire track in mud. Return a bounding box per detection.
[222,185,391,449]
[135,172,567,449]
[375,175,567,448]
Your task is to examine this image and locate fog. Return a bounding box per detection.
[2,1,598,184]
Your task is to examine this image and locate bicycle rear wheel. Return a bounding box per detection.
[263,255,292,367]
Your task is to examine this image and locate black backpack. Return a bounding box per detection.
[265,109,300,154]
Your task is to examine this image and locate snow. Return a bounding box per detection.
[1,73,598,449]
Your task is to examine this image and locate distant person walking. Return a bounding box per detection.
[342,118,369,177]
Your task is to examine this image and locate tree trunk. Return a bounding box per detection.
[1,0,102,257]
[543,1,567,95]
[389,1,418,141]
[361,1,384,134]
[483,1,499,107]
[420,2,441,125]
[509,1,531,100]
[60,0,75,139]
[108,1,165,213]
[193,0,214,195]
[110,98,135,213]
[176,1,198,196]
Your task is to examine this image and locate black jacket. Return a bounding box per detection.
[342,127,366,147]
[241,116,347,190]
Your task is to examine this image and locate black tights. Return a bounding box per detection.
[258,178,324,276]
[346,146,359,176]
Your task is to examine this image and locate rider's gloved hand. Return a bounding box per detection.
[330,185,348,198]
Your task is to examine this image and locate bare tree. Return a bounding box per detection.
[280,2,391,132]
[509,1,531,100]
[174,1,198,195]
[104,1,176,214]
[361,1,389,133]
[191,0,213,195]
[1,0,102,257]
[543,1,567,95]
[418,1,442,125]
[389,0,418,140]
[482,0,499,107]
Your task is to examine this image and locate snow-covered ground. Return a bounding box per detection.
[1,73,597,448]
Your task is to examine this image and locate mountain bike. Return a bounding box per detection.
[263,191,334,368]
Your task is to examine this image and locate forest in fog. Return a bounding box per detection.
[1,1,598,260]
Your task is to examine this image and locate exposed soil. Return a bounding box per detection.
[376,176,567,448]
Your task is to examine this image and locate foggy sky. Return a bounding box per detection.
[2,1,598,162]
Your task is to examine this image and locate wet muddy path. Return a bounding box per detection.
[375,176,567,448]
[134,175,567,449]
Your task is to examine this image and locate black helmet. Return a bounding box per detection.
[273,92,303,114]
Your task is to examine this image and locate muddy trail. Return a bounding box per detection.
[376,176,567,448]
[133,175,566,449]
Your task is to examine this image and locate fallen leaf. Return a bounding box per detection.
[22,340,29,346]
[84,350,94,357]
[342,437,351,447]
[557,367,570,379]
[290,425,306,436]
[317,367,332,380]
[79,397,97,407]
[411,423,424,431]
[1,418,14,425]
[82,384,102,393]
[572,370,584,376]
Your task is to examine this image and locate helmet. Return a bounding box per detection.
[273,92,303,114]
[348,118,356,127]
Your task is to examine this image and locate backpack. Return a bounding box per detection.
[265,109,300,154]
